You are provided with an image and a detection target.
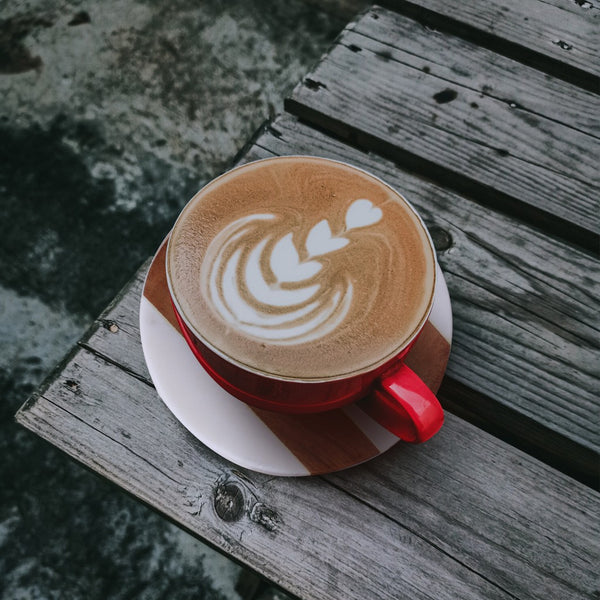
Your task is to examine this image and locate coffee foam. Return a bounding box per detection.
[167,157,435,380]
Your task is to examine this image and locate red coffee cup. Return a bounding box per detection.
[166,157,444,443]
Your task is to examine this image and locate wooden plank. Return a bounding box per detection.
[13,350,515,600]
[350,7,600,135]
[16,347,599,600]
[383,0,600,91]
[286,7,600,251]
[327,418,600,600]
[82,261,152,383]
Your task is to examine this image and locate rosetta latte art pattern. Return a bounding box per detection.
[201,199,383,344]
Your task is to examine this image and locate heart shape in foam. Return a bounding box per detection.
[345,199,383,230]
[306,220,349,258]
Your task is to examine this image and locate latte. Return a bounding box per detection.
[166,156,435,381]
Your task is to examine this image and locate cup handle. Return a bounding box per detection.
[366,363,444,443]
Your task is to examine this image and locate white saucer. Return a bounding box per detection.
[140,240,452,476]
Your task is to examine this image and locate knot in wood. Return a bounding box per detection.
[552,39,573,51]
[433,88,457,104]
[249,503,280,532]
[64,379,80,394]
[428,226,453,252]
[304,78,327,92]
[214,482,244,522]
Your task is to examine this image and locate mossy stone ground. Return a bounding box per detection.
[0,2,346,597]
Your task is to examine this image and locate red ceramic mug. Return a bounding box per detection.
[166,156,444,443]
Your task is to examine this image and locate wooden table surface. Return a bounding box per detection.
[17,2,599,599]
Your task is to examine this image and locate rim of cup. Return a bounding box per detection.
[166,155,437,383]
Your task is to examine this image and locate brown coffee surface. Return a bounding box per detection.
[167,156,435,380]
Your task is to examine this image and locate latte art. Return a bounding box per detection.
[167,156,436,380]
[203,199,382,345]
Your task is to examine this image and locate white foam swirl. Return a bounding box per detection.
[201,200,381,345]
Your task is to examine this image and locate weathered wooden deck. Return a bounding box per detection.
[17,2,599,599]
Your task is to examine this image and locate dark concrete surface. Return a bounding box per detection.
[0,1,348,597]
